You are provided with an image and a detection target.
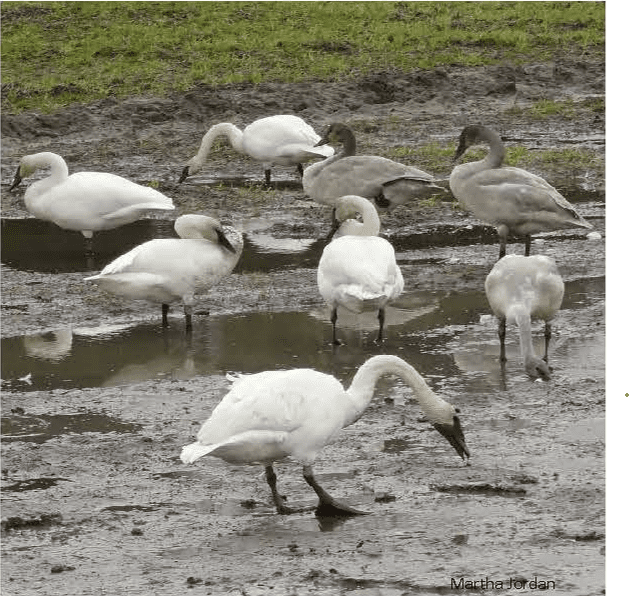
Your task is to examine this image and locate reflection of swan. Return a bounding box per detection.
[317,196,404,344]
[86,215,243,331]
[246,233,317,254]
[449,125,592,259]
[303,123,443,209]
[485,254,565,380]
[9,152,174,240]
[181,355,469,516]
[23,328,73,361]
[178,115,334,185]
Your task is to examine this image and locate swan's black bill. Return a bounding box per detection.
[178,166,190,184]
[9,166,22,191]
[216,228,236,253]
[433,416,470,461]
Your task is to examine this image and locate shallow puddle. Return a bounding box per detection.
[1,275,604,396]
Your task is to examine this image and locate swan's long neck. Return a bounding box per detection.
[339,130,357,157]
[508,306,536,362]
[22,153,69,209]
[190,123,244,170]
[479,127,505,169]
[337,196,381,236]
[344,355,453,427]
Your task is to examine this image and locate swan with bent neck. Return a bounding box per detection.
[303,122,444,210]
[9,152,174,240]
[317,195,404,345]
[178,115,334,186]
[181,354,470,516]
[449,125,593,259]
[86,214,243,331]
[485,254,565,380]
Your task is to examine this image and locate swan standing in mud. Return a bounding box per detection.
[303,122,444,212]
[86,215,243,331]
[485,254,565,380]
[9,152,174,246]
[317,195,404,345]
[180,354,470,516]
[178,115,334,185]
[449,125,593,259]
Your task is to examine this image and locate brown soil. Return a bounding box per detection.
[1,59,605,596]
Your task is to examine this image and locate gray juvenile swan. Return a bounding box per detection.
[181,354,470,516]
[86,214,243,331]
[317,195,404,345]
[485,254,565,380]
[303,122,444,210]
[178,115,334,186]
[449,125,593,259]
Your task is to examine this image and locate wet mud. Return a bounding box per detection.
[1,60,604,595]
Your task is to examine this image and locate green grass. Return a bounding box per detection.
[384,142,604,180]
[1,1,604,113]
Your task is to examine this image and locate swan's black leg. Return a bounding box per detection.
[265,465,314,515]
[377,307,385,342]
[162,304,170,327]
[302,465,368,516]
[543,322,552,363]
[331,306,340,345]
[498,317,507,362]
[524,234,532,256]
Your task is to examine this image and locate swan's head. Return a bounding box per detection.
[432,408,470,462]
[330,195,380,238]
[524,355,552,381]
[178,156,204,183]
[9,156,39,191]
[453,125,493,162]
[316,123,356,155]
[174,214,238,253]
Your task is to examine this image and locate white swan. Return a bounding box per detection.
[9,152,174,239]
[485,254,565,380]
[317,195,404,344]
[449,125,593,259]
[85,214,243,330]
[180,354,470,516]
[178,115,334,185]
[303,122,444,209]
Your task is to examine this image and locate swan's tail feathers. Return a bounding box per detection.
[180,442,216,464]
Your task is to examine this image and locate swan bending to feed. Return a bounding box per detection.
[178,115,334,185]
[303,122,444,209]
[317,195,404,344]
[449,125,592,259]
[180,354,470,516]
[9,152,174,240]
[85,214,243,330]
[485,254,565,380]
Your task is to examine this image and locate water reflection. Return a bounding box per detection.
[1,274,604,393]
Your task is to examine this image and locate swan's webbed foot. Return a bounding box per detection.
[315,497,369,517]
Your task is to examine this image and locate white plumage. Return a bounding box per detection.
[449,125,593,259]
[178,115,334,185]
[85,214,243,330]
[181,354,469,516]
[317,195,404,344]
[485,254,565,380]
[303,122,443,209]
[9,152,174,239]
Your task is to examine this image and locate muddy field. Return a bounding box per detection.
[1,60,605,595]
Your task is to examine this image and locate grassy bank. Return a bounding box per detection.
[1,1,604,114]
